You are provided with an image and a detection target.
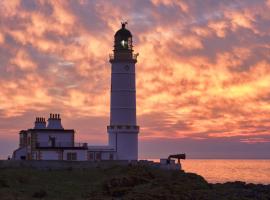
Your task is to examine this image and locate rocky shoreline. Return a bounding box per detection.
[0,164,269,200]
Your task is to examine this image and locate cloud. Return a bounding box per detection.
[240,138,270,144]
[0,0,270,158]
[10,49,36,70]
[0,33,4,44]
[0,73,52,117]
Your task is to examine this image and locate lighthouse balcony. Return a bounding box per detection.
[107,125,139,133]
[109,53,138,63]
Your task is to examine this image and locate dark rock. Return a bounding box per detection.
[16,175,29,184]
[67,167,73,171]
[32,190,47,198]
[0,178,9,188]
[223,181,247,189]
[0,165,269,200]
[104,175,150,197]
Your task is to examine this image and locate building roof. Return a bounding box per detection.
[88,145,115,151]
[35,146,87,150]
[19,129,75,134]
[114,22,132,38]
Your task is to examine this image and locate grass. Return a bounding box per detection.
[0,165,269,200]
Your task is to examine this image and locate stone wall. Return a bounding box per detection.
[0,160,131,170]
[0,160,181,171]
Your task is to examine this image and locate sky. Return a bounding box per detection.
[0,0,270,159]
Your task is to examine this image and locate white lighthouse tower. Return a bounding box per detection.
[107,22,139,160]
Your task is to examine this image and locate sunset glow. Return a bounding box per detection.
[0,0,270,158]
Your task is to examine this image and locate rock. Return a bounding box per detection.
[104,175,150,197]
[32,189,47,198]
[0,165,269,200]
[0,178,9,188]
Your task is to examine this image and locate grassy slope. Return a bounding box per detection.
[0,165,269,200]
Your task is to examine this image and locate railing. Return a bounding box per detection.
[109,54,114,60]
[36,142,88,148]
[74,143,88,147]
[109,53,139,61]
[107,125,139,131]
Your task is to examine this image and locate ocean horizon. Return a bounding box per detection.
[147,159,270,184]
[1,158,268,184]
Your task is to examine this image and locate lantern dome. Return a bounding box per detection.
[114,22,132,38]
[114,22,133,51]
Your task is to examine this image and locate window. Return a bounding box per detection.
[27,153,31,160]
[95,152,101,161]
[48,136,56,147]
[109,153,114,160]
[67,152,77,161]
[127,37,132,50]
[125,65,130,71]
[32,152,38,160]
[20,156,26,160]
[88,152,94,161]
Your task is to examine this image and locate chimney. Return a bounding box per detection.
[34,117,46,129]
[47,113,63,129]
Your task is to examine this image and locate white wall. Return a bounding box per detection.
[108,132,116,147]
[116,132,138,160]
[110,62,136,125]
[41,151,59,160]
[36,131,74,147]
[63,150,87,161]
[108,131,138,160]
[101,152,115,160]
[108,56,139,161]
[13,147,27,160]
[87,151,115,161]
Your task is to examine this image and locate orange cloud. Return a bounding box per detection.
[0,0,270,154]
[208,21,229,38]
[0,0,21,17]
[0,32,4,44]
[10,50,36,70]
[151,0,189,13]
[226,11,254,31]
[0,74,52,117]
[240,138,270,144]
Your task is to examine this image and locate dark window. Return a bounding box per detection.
[67,152,77,161]
[109,153,114,160]
[88,152,94,161]
[49,136,56,147]
[20,156,26,160]
[95,152,101,160]
[128,37,132,50]
[125,65,129,71]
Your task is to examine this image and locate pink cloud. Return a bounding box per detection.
[0,0,270,158]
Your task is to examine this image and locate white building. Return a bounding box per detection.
[12,23,139,161]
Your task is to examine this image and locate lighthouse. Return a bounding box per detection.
[107,22,139,160]
[12,23,140,161]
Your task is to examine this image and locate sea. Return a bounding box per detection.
[150,159,270,184]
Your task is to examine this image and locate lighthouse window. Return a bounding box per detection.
[121,40,127,48]
[125,65,130,71]
[128,37,132,49]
